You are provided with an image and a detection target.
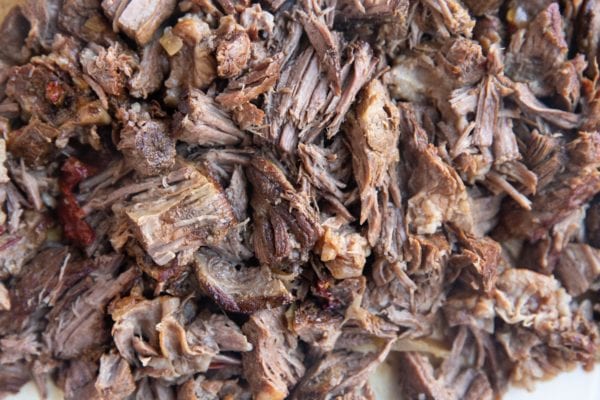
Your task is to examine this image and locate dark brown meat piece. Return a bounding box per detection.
[62,359,101,400]
[438,37,486,87]
[399,104,472,235]
[117,114,176,176]
[506,3,568,86]
[231,101,265,130]
[397,352,454,400]
[7,119,59,166]
[499,167,600,241]
[448,227,500,294]
[111,295,250,380]
[6,62,79,125]
[0,247,71,335]
[0,210,50,279]
[265,40,377,152]
[290,300,343,354]
[463,0,502,16]
[58,0,115,45]
[0,362,31,398]
[298,1,341,93]
[194,251,292,313]
[586,200,600,247]
[21,0,61,51]
[420,0,475,37]
[242,309,305,400]
[246,155,322,270]
[177,376,251,400]
[0,6,32,65]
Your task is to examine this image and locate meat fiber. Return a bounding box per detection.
[111,162,237,265]
[242,309,305,400]
[247,155,322,270]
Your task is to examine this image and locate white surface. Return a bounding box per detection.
[10,363,600,399]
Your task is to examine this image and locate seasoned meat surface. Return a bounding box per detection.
[0,1,599,399]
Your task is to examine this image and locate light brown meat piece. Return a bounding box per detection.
[215,16,251,79]
[112,162,237,265]
[242,309,305,400]
[174,88,246,146]
[344,79,400,244]
[315,215,371,279]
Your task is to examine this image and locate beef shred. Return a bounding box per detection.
[2,1,600,399]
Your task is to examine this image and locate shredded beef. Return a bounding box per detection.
[1,1,600,399]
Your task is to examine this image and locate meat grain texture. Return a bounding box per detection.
[0,1,599,399]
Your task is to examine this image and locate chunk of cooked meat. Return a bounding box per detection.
[194,251,292,313]
[95,352,136,399]
[216,54,282,108]
[399,104,472,235]
[293,342,393,399]
[6,62,79,125]
[117,112,176,176]
[114,162,237,265]
[173,88,246,146]
[44,258,138,359]
[315,216,370,279]
[0,6,32,65]
[215,16,251,79]
[129,36,168,98]
[246,155,322,270]
[555,243,600,296]
[242,308,305,400]
[102,0,177,46]
[111,294,251,382]
[6,120,59,166]
[344,78,400,244]
[80,42,139,97]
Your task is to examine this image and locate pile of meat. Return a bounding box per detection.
[1,0,600,399]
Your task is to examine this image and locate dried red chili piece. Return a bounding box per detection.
[57,157,97,247]
[45,81,66,106]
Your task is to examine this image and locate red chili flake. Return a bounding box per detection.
[57,157,98,247]
[312,280,342,310]
[60,157,97,192]
[45,81,65,106]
